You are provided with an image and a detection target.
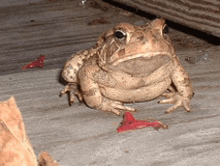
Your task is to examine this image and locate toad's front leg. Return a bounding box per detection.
[159,58,194,113]
[60,83,83,104]
[78,66,136,115]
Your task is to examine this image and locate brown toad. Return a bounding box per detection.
[60,19,194,115]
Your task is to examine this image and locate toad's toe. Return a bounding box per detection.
[159,92,191,113]
[99,98,136,115]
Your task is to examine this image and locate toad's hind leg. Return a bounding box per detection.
[78,66,136,115]
[159,58,194,113]
[81,85,136,115]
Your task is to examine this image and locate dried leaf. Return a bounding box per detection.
[0,97,59,166]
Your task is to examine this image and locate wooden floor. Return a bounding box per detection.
[1,0,220,165]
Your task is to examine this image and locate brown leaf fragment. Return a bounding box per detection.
[0,97,60,166]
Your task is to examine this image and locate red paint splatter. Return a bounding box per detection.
[117,112,168,133]
[22,55,45,70]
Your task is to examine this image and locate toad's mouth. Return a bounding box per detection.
[111,51,173,66]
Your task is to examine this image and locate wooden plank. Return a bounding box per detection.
[0,0,146,75]
[0,46,220,165]
[1,1,220,164]
[0,0,213,76]
[110,0,220,37]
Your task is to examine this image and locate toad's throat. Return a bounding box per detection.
[111,52,173,66]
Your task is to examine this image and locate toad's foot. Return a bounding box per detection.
[98,98,137,116]
[159,92,191,114]
[60,83,83,104]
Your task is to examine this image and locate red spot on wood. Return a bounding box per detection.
[22,55,45,70]
[117,112,168,133]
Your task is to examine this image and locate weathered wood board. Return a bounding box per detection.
[110,0,220,37]
[1,0,220,165]
[0,0,148,75]
[0,0,213,76]
[0,46,220,166]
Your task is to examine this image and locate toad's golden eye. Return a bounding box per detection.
[163,24,169,34]
[115,30,127,40]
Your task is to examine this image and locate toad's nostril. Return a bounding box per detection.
[137,36,144,41]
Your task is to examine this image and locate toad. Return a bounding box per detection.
[60,19,194,115]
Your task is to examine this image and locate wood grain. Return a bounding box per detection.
[110,0,220,37]
[1,1,220,165]
[0,46,220,166]
[0,0,144,75]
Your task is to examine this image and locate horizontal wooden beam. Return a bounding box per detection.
[110,0,220,38]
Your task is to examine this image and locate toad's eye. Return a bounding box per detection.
[115,30,127,39]
[163,24,169,34]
